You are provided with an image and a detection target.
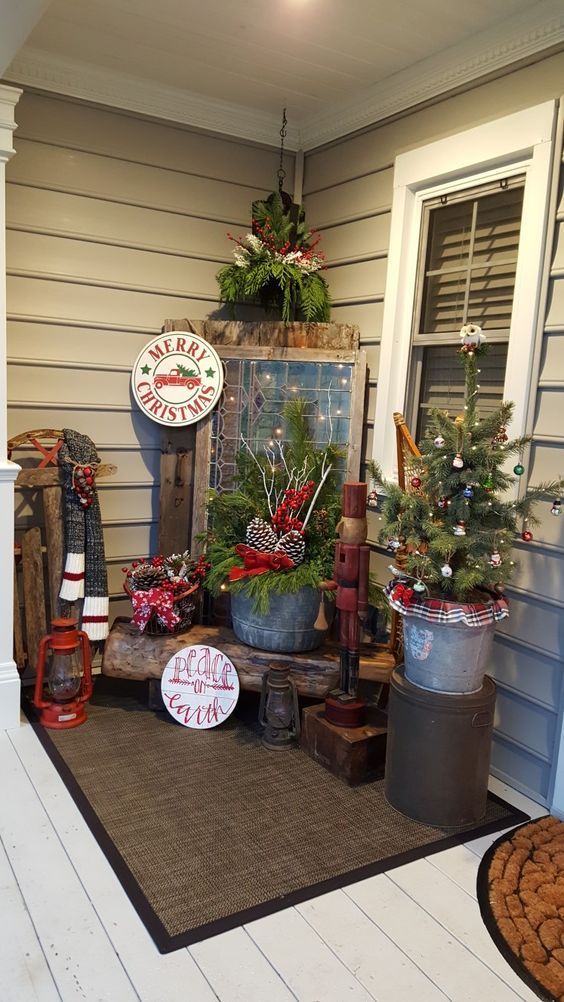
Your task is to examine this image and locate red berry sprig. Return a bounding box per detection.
[283,480,315,512]
[271,504,303,535]
[72,464,96,508]
[272,481,314,534]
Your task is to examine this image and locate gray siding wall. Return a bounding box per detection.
[304,52,564,804]
[6,91,292,624]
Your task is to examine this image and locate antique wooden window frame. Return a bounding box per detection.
[158,322,366,556]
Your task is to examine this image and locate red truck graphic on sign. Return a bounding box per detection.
[154,368,202,391]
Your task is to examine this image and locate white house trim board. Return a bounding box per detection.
[0,84,22,730]
[372,100,558,480]
[301,0,564,151]
[4,47,303,152]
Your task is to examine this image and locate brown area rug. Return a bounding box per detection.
[478,816,564,1002]
[29,679,527,953]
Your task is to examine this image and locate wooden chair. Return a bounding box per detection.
[9,429,116,678]
[393,411,422,488]
[383,412,423,662]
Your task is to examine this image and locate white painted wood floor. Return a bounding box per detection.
[0,717,545,1002]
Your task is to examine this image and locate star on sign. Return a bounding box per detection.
[140,364,151,374]
[205,367,216,378]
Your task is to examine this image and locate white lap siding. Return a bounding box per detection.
[303,52,564,804]
[6,91,291,625]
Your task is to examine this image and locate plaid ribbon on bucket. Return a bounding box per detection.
[385,580,509,626]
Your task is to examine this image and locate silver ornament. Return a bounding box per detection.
[441,563,453,578]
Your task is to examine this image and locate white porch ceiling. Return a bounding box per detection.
[4,0,564,149]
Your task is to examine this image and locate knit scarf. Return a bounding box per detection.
[58,429,109,641]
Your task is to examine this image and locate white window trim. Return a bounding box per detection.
[372,100,557,479]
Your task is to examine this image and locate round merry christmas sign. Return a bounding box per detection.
[160,644,240,729]
[131,332,224,426]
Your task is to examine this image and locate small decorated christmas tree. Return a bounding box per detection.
[371,325,561,602]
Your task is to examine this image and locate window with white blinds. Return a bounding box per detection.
[408,177,525,439]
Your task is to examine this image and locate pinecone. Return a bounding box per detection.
[164,550,192,581]
[128,563,166,591]
[246,517,277,552]
[275,530,306,566]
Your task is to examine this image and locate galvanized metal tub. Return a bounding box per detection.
[403,614,496,694]
[231,586,334,653]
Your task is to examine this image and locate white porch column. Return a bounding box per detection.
[0,85,22,730]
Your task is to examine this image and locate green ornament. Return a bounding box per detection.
[482,475,494,492]
[513,463,525,476]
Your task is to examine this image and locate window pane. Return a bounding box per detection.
[422,263,519,332]
[416,342,508,440]
[472,187,523,266]
[419,185,524,336]
[210,358,352,492]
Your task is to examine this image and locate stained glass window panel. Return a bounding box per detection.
[210,358,354,492]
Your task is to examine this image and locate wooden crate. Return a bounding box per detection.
[301,703,387,785]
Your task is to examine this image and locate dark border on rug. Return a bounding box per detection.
[477,820,556,1002]
[28,704,529,955]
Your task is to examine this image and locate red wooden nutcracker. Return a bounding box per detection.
[325,482,370,728]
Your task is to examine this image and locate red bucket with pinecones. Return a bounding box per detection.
[123,551,209,636]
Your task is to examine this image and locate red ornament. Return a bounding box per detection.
[410,476,422,488]
[521,530,533,541]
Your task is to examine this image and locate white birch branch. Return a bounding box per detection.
[240,435,275,517]
[301,452,332,530]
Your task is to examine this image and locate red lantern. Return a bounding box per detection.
[33,618,93,729]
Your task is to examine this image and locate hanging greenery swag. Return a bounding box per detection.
[216,192,331,323]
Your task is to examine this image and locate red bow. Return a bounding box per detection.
[228,544,294,581]
[391,583,415,606]
[130,587,180,632]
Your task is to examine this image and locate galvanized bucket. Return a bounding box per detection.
[402,613,496,694]
[231,586,334,653]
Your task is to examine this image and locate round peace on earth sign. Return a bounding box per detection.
[160,644,240,729]
[131,332,224,426]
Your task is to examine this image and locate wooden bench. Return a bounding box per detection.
[103,619,395,699]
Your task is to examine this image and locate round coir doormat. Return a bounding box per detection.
[478,816,564,1002]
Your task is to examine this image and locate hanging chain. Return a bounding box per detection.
[277,107,287,192]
